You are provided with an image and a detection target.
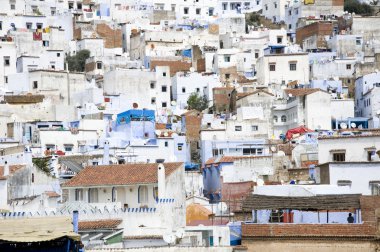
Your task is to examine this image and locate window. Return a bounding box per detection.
[281,115,286,122]
[51,7,56,15]
[112,187,117,202]
[4,56,10,66]
[289,24,292,30]
[184,7,189,14]
[273,115,278,122]
[255,52,259,58]
[288,10,292,15]
[162,72,167,77]
[171,4,176,11]
[277,37,282,44]
[368,150,376,161]
[223,3,227,10]
[77,2,82,9]
[177,143,183,151]
[251,125,258,131]
[138,186,148,203]
[88,188,98,203]
[289,63,297,71]
[162,102,167,108]
[235,126,242,131]
[369,181,380,195]
[150,81,156,89]
[209,7,214,16]
[151,97,156,104]
[225,73,230,79]
[68,2,74,9]
[97,62,102,69]
[75,189,83,201]
[356,38,361,45]
[36,23,42,29]
[337,180,352,187]
[224,56,231,62]
[57,53,60,57]
[42,40,49,47]
[4,76,8,84]
[274,2,277,8]
[0,22,2,30]
[196,8,201,15]
[332,152,345,162]
[269,64,276,71]
[265,4,268,10]
[10,4,15,10]
[346,64,351,70]
[164,141,168,147]
[182,87,186,93]
[64,145,73,152]
[161,85,167,92]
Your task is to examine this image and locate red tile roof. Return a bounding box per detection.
[187,218,230,226]
[45,191,60,198]
[0,165,26,180]
[285,88,326,97]
[63,162,183,187]
[78,219,122,230]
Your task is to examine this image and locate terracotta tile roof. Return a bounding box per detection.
[237,90,274,100]
[222,181,254,211]
[63,162,183,187]
[78,219,122,230]
[0,165,26,180]
[45,191,60,198]
[285,88,326,97]
[205,156,272,166]
[155,123,167,130]
[187,218,229,226]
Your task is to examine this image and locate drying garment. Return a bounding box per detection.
[33,32,42,41]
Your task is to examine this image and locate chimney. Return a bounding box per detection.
[3,161,9,177]
[157,163,166,199]
[103,140,110,165]
[24,146,32,165]
[72,210,79,233]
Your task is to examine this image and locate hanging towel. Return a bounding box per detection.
[33,32,42,41]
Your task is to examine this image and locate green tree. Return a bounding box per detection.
[345,0,373,15]
[32,157,51,176]
[65,49,91,72]
[187,93,209,111]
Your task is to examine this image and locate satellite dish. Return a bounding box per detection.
[163,132,169,137]
[288,93,293,97]
[190,67,195,72]
[163,234,176,244]
[155,130,162,136]
[112,114,117,121]
[340,122,347,129]
[231,115,237,120]
[351,122,356,128]
[175,229,185,239]
[171,100,177,106]
[270,146,277,152]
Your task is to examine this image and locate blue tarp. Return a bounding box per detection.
[182,49,192,59]
[116,109,155,125]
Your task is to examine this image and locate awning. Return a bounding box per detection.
[0,217,80,242]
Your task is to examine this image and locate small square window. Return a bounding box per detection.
[162,102,167,108]
[10,4,15,10]
[346,64,351,70]
[277,36,282,43]
[196,8,201,14]
[177,144,183,151]
[225,73,230,79]
[162,72,167,77]
[77,2,82,10]
[151,97,156,104]
[235,126,242,131]
[196,88,200,92]
[251,125,258,131]
[150,82,156,89]
[97,62,102,69]
[4,56,10,66]
[0,22,2,30]
[333,152,345,162]
[269,64,276,71]
[289,63,297,71]
[36,23,43,29]
[161,86,167,92]
[184,7,189,14]
[224,56,231,62]
[164,141,168,147]
[26,23,32,29]
[33,81,38,89]
[64,146,73,152]
[182,87,186,93]
[57,53,60,57]
[255,52,259,58]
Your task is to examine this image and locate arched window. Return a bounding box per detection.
[112,187,117,202]
[273,115,278,122]
[88,188,98,203]
[138,186,148,204]
[281,115,287,122]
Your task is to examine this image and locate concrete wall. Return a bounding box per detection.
[87,247,233,252]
